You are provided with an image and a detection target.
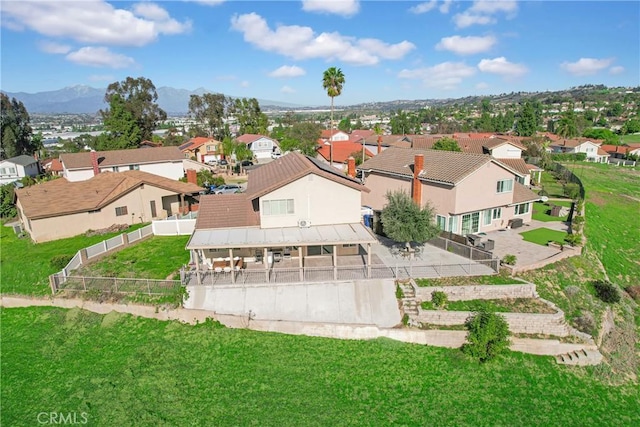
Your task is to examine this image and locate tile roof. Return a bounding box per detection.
[316,140,374,163]
[195,194,260,229]
[362,134,412,148]
[550,138,603,148]
[350,129,375,139]
[16,170,202,220]
[494,158,530,176]
[4,155,38,166]
[42,158,63,172]
[245,152,368,199]
[358,147,492,186]
[511,182,540,205]
[320,129,348,139]
[60,146,182,170]
[236,134,273,144]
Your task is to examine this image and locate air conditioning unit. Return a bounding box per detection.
[298,219,311,228]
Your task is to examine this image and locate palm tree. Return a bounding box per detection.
[322,67,345,164]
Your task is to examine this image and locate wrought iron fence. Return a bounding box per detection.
[50,274,180,295]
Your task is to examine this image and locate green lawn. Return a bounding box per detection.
[415,273,525,286]
[0,223,147,296]
[539,170,566,197]
[421,298,555,313]
[519,228,568,246]
[2,306,638,427]
[620,133,640,144]
[565,162,640,287]
[531,201,572,222]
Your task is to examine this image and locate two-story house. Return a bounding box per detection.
[235,134,280,159]
[548,138,609,163]
[186,152,376,284]
[0,155,40,185]
[358,147,540,236]
[179,137,221,162]
[59,146,184,182]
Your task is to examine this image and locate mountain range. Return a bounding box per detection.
[1,85,303,114]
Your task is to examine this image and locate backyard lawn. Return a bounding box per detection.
[620,133,640,144]
[519,228,568,246]
[2,306,638,427]
[531,200,572,222]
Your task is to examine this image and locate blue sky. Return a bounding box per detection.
[1,0,639,106]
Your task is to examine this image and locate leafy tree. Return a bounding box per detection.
[515,101,537,136]
[380,190,440,251]
[101,77,166,144]
[461,310,510,363]
[476,112,493,132]
[338,117,352,133]
[232,97,268,135]
[188,93,231,140]
[582,128,619,145]
[220,136,235,161]
[322,67,345,163]
[555,110,579,138]
[480,98,492,114]
[622,119,640,135]
[1,93,36,158]
[432,137,461,152]
[281,121,322,156]
[0,183,17,219]
[163,128,185,146]
[606,102,623,117]
[233,142,253,162]
[96,93,142,150]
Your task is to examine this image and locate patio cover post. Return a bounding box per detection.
[366,243,371,278]
[229,248,235,284]
[299,247,304,282]
[333,245,337,280]
[264,247,269,283]
[194,250,202,286]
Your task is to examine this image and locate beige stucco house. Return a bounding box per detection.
[60,146,185,182]
[548,138,609,163]
[186,152,377,284]
[358,147,540,236]
[15,170,202,242]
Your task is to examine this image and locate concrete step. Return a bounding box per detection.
[555,348,603,366]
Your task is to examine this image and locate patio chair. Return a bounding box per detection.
[214,267,223,274]
[223,266,232,273]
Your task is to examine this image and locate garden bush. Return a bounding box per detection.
[50,254,73,270]
[431,291,448,308]
[573,311,596,335]
[564,233,582,246]
[502,254,517,266]
[563,182,581,200]
[593,281,621,304]
[461,310,510,363]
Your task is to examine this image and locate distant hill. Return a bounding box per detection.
[1,85,303,114]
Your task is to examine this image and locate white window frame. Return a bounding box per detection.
[448,216,457,233]
[262,199,294,216]
[514,203,530,216]
[115,206,128,216]
[483,209,492,226]
[492,208,502,220]
[436,215,446,230]
[496,179,514,194]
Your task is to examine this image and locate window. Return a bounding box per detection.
[112,166,120,172]
[150,201,157,218]
[115,206,128,216]
[514,203,530,215]
[448,216,457,233]
[461,212,480,235]
[88,209,100,214]
[0,168,5,175]
[496,179,513,193]
[492,208,502,220]
[483,209,492,226]
[436,215,446,230]
[516,176,525,185]
[262,199,294,215]
[129,164,140,170]
[9,167,16,174]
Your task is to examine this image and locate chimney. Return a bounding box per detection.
[412,154,424,206]
[90,150,100,176]
[377,135,382,154]
[347,156,356,178]
[186,169,198,185]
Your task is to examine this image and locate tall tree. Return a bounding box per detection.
[322,67,345,164]
[1,93,36,159]
[432,137,461,152]
[101,77,166,144]
[381,190,440,251]
[232,97,268,135]
[556,110,579,138]
[280,122,322,156]
[188,93,230,140]
[96,93,142,150]
[515,101,537,137]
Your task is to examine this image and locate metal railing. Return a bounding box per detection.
[50,274,180,295]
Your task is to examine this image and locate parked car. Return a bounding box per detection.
[218,159,229,166]
[213,184,242,194]
[240,160,254,167]
[270,152,281,159]
[206,159,218,166]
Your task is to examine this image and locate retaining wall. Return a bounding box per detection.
[416,284,537,302]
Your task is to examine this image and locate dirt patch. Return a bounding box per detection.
[85,224,130,237]
[588,193,608,207]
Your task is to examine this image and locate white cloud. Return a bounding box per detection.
[301,0,360,17]
[454,0,518,28]
[184,0,225,6]
[269,65,306,78]
[281,85,296,94]
[440,0,453,14]
[609,66,625,75]
[398,62,476,90]
[38,40,71,54]
[478,57,527,77]
[436,35,496,55]
[2,1,191,47]
[88,74,115,82]
[409,1,437,14]
[66,47,135,68]
[230,13,415,66]
[560,58,615,76]
[475,82,489,90]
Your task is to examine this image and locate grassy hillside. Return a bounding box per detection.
[2,307,638,427]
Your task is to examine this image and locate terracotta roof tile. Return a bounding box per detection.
[317,141,374,163]
[16,170,202,220]
[60,146,182,170]
[195,194,260,229]
[236,134,273,144]
[494,158,530,176]
[359,147,491,185]
[512,182,540,205]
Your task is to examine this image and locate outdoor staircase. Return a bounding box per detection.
[398,281,419,318]
[555,348,603,366]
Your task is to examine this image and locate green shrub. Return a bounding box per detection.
[564,233,582,246]
[593,281,621,304]
[431,291,448,308]
[502,254,517,266]
[396,285,405,299]
[50,254,73,270]
[461,310,510,363]
[402,313,409,326]
[563,182,581,200]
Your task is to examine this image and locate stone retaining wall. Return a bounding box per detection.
[416,284,536,302]
[416,309,570,337]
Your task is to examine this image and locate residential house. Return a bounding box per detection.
[0,155,40,185]
[15,170,202,243]
[179,137,221,162]
[41,158,63,177]
[320,129,350,142]
[601,143,640,159]
[358,147,540,236]
[359,134,412,155]
[316,140,374,170]
[235,134,280,159]
[59,146,184,182]
[186,152,376,283]
[548,138,609,163]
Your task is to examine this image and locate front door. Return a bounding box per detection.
[150,200,157,218]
